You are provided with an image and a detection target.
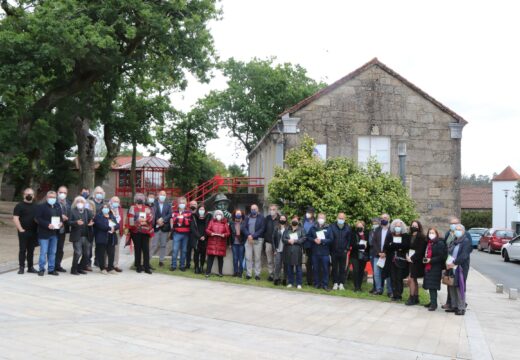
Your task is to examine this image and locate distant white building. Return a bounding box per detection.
[492,166,520,232]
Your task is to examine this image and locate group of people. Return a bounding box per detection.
[13,187,472,315]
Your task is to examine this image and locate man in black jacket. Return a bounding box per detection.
[371,213,393,295]
[12,188,38,274]
[35,191,64,276]
[263,204,280,281]
[55,185,71,273]
[328,212,352,291]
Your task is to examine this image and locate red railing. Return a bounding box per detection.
[181,176,264,205]
[116,187,182,201]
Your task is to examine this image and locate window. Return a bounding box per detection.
[313,144,327,160]
[358,136,391,173]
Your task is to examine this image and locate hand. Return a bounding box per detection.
[200,236,205,241]
[289,239,295,245]
[314,238,320,244]
[109,226,115,234]
[247,235,253,241]
[406,255,412,263]
[424,258,431,264]
[379,253,386,259]
[62,215,68,221]
[48,224,54,230]
[446,263,454,269]
[59,223,63,228]
[88,220,94,226]
[77,220,84,226]
[18,228,25,233]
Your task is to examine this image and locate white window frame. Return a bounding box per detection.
[358,136,391,173]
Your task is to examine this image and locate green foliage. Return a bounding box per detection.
[200,57,326,152]
[228,164,246,177]
[512,181,520,209]
[461,210,492,229]
[268,135,418,225]
[461,174,492,187]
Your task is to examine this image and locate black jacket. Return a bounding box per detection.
[409,232,427,278]
[153,201,172,232]
[328,223,353,255]
[93,212,120,246]
[68,208,94,243]
[190,214,210,249]
[263,215,279,244]
[307,224,331,257]
[384,233,411,270]
[282,226,306,266]
[35,202,63,239]
[372,226,393,255]
[352,230,370,261]
[449,233,473,282]
[423,239,448,290]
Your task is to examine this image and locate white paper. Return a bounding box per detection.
[408,249,416,258]
[376,257,386,268]
[108,220,116,228]
[359,240,367,248]
[51,216,61,229]
[289,233,298,241]
[316,230,326,240]
[393,236,402,244]
[139,212,146,220]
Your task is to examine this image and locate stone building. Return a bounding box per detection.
[247,58,467,229]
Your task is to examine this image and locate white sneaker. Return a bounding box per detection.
[108,270,117,275]
[101,269,108,275]
[339,283,345,290]
[287,284,293,288]
[333,283,338,290]
[297,285,302,290]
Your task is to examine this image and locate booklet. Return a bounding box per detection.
[108,220,116,229]
[393,236,402,244]
[316,230,326,240]
[289,232,298,241]
[376,257,386,268]
[446,255,457,268]
[51,216,61,229]
[408,249,415,258]
[139,212,146,220]
[359,239,367,248]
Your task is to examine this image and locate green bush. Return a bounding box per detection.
[461,210,492,229]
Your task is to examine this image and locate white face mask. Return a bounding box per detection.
[216,215,222,221]
[317,218,325,226]
[306,212,312,219]
[270,210,277,217]
[428,233,436,240]
[58,193,67,200]
[77,203,84,210]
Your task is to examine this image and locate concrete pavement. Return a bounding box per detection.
[0,251,518,360]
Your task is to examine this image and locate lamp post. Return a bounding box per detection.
[504,189,510,228]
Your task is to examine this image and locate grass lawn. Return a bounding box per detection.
[149,258,430,304]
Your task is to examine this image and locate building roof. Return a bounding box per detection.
[116,156,170,170]
[461,186,492,210]
[492,166,520,181]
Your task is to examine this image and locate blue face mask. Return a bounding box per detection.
[111,202,119,208]
[159,195,166,202]
[47,198,56,206]
[250,209,257,216]
[81,191,89,199]
[394,226,402,234]
[179,203,186,210]
[95,193,104,200]
[455,230,463,238]
[235,213,242,219]
[450,224,457,231]
[102,208,110,215]
[337,219,345,226]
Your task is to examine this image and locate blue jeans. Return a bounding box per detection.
[312,254,330,288]
[232,244,245,275]
[171,233,189,269]
[373,257,393,294]
[287,265,303,286]
[39,235,58,272]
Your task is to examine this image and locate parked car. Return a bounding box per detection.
[501,235,520,262]
[467,228,487,248]
[478,229,516,253]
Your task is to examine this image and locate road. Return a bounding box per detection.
[470,249,520,291]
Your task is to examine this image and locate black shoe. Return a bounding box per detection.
[56,267,67,273]
[180,268,186,272]
[71,271,80,275]
[246,276,251,280]
[149,266,156,271]
[445,308,456,313]
[159,262,164,267]
[17,267,24,274]
[48,271,59,276]
[238,272,243,278]
[282,279,287,286]
[169,267,176,272]
[375,291,383,295]
[455,310,465,316]
[423,303,431,308]
[387,293,393,298]
[186,264,191,269]
[27,267,37,274]
[38,270,44,276]
[428,305,438,311]
[323,286,331,292]
[354,288,361,292]
[274,279,280,286]
[405,297,415,306]
[268,276,274,281]
[144,269,152,274]
[369,289,376,294]
[78,270,87,275]
[255,276,260,281]
[137,268,143,273]
[314,285,320,289]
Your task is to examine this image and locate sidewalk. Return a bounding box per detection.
[0,251,517,359]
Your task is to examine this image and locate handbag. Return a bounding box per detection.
[442,270,455,286]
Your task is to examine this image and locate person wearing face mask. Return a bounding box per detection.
[170,197,192,272]
[385,219,411,301]
[371,213,393,296]
[263,204,280,281]
[191,205,210,274]
[205,210,230,277]
[230,209,246,277]
[368,218,380,294]
[55,185,71,273]
[302,206,316,286]
[35,191,64,276]
[442,216,461,310]
[109,196,125,272]
[150,191,172,268]
[185,200,199,270]
[329,212,353,291]
[189,200,198,213]
[307,213,331,290]
[126,193,154,274]
[94,204,120,275]
[405,220,427,305]
[68,196,94,275]
[90,186,106,269]
[241,204,266,280]
[422,228,447,311]
[272,214,288,286]
[282,215,306,289]
[445,224,472,316]
[351,221,370,292]
[13,188,39,274]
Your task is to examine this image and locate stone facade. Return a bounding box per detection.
[248,58,467,230]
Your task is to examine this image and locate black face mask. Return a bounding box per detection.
[136,199,144,205]
[25,195,33,202]
[356,227,363,233]
[190,206,197,211]
[279,220,287,225]
[410,226,419,233]
[291,220,299,226]
[380,219,389,226]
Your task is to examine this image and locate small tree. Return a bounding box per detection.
[513,180,520,209]
[268,135,418,224]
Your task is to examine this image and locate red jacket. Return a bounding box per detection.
[171,210,192,233]
[126,204,154,236]
[205,218,230,256]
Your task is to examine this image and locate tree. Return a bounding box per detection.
[461,210,492,229]
[268,135,418,224]
[200,58,326,153]
[228,164,246,177]
[513,180,520,209]
[461,174,492,187]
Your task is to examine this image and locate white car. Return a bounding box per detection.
[501,235,520,262]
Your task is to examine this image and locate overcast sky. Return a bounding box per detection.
[169,0,518,177]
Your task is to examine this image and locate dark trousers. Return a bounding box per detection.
[56,232,66,269]
[206,255,223,275]
[132,233,150,271]
[429,289,438,306]
[287,264,303,286]
[194,240,207,272]
[331,252,347,285]
[312,254,329,288]
[80,241,92,270]
[304,248,313,285]
[18,231,36,268]
[186,241,194,268]
[96,243,115,271]
[351,257,367,290]
[72,237,90,272]
[390,264,406,298]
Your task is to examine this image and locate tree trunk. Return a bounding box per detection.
[0,159,9,200]
[130,139,137,200]
[95,122,121,185]
[74,116,97,191]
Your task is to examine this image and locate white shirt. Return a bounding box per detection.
[381,227,388,251]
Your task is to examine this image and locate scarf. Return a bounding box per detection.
[425,239,435,271]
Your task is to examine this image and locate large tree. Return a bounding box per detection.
[200,58,326,153]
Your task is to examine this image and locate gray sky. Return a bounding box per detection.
[170,0,519,177]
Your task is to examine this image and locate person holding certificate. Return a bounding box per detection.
[384,219,411,301]
[422,227,447,311]
[127,193,154,274]
[351,221,370,292]
[329,213,353,291]
[94,204,120,274]
[35,191,63,276]
[445,224,472,315]
[68,196,94,275]
[205,210,231,277]
[405,220,427,305]
[307,213,331,291]
[282,215,306,289]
